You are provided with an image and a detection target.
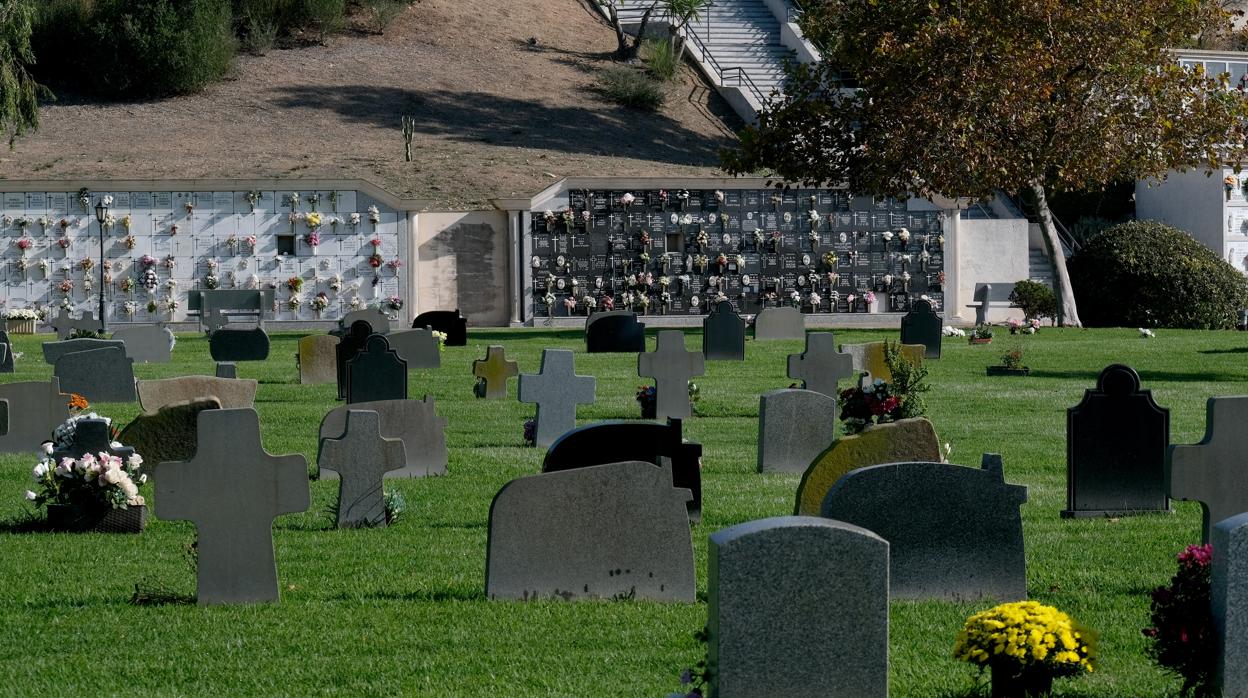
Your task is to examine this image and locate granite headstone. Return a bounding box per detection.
[117,397,221,472]
[42,338,127,366]
[518,349,595,448]
[346,335,408,404]
[638,330,705,421]
[137,376,258,412]
[839,342,926,382]
[0,379,68,453]
[0,330,13,373]
[111,325,174,363]
[208,326,270,362]
[472,345,518,399]
[386,329,441,369]
[899,299,943,359]
[317,397,449,479]
[47,309,99,340]
[298,334,339,385]
[1213,512,1248,696]
[757,389,838,474]
[753,307,805,340]
[412,309,467,346]
[1169,396,1248,543]
[787,333,854,399]
[485,460,695,602]
[336,320,377,399]
[53,346,137,403]
[702,302,746,361]
[337,308,390,336]
[584,310,646,353]
[317,410,406,528]
[50,417,136,464]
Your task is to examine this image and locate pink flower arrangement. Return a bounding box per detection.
[16,238,32,250]
[386,259,402,272]
[56,238,71,249]
[370,238,382,248]
[304,232,320,248]
[245,235,257,248]
[139,254,157,268]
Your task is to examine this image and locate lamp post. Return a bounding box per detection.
[93,200,108,333]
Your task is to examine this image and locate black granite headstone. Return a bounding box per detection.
[345,335,408,404]
[335,320,376,400]
[584,310,646,353]
[702,302,746,361]
[1063,364,1171,518]
[208,327,271,362]
[412,309,467,346]
[0,330,12,373]
[51,417,136,464]
[543,418,703,521]
[899,299,942,359]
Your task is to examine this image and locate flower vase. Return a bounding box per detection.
[990,665,1054,698]
[639,400,656,419]
[970,337,993,345]
[46,503,147,533]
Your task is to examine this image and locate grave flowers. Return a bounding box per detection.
[369,253,384,268]
[306,192,320,211]
[305,212,323,233]
[203,274,220,290]
[77,188,91,211]
[1227,174,1239,199]
[386,296,404,311]
[286,293,302,311]
[954,600,1095,697]
[59,217,70,233]
[601,295,615,311]
[123,300,136,316]
[970,324,995,344]
[581,295,596,315]
[14,257,26,276]
[37,215,50,232]
[15,238,31,255]
[56,237,70,250]
[368,206,381,227]
[27,444,147,533]
[988,347,1029,376]
[1007,318,1041,335]
[620,192,635,207]
[288,211,304,234]
[123,234,136,250]
[245,235,257,252]
[897,227,911,249]
[1143,544,1214,696]
[245,190,260,211]
[304,231,320,250]
[37,258,49,277]
[57,279,73,296]
[716,253,728,273]
[752,228,765,249]
[562,296,576,315]
[386,258,402,272]
[79,258,94,273]
[286,276,303,293]
[349,212,361,229]
[146,300,158,314]
[696,229,708,251]
[162,255,176,271]
[140,268,158,293]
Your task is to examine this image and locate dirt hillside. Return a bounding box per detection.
[3,0,740,208]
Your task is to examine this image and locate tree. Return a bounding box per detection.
[599,0,660,61]
[721,0,1248,326]
[0,0,44,147]
[666,0,710,65]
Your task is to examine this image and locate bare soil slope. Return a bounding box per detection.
[3,0,740,208]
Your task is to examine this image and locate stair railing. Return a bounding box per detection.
[683,2,771,108]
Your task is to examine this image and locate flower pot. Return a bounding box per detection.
[5,318,34,334]
[986,366,1030,376]
[990,665,1054,698]
[46,503,147,533]
[969,337,993,345]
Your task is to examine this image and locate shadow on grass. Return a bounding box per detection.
[1199,346,1248,354]
[0,512,49,534]
[335,588,485,603]
[1027,369,1246,383]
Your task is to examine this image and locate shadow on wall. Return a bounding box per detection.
[266,86,733,167]
[419,219,508,326]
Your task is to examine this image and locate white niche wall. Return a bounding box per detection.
[0,189,405,323]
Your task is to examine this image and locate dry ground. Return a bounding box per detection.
[2,0,741,209]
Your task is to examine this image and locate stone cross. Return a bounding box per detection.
[154,408,309,605]
[48,309,99,340]
[1169,396,1248,543]
[638,330,705,420]
[472,345,518,399]
[318,410,405,528]
[51,417,136,464]
[518,349,596,448]
[787,332,854,398]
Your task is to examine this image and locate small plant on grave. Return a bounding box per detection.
[954,600,1095,695]
[522,419,537,447]
[69,328,105,340]
[838,378,903,435]
[636,385,657,418]
[883,340,930,420]
[472,378,487,399]
[970,324,995,341]
[131,535,197,606]
[1007,317,1041,335]
[669,627,711,698]
[1001,347,1025,370]
[384,489,407,525]
[1143,544,1216,696]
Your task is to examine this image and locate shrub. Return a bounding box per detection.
[597,66,665,111]
[642,37,677,81]
[1009,279,1057,321]
[236,0,300,54]
[1143,544,1215,696]
[362,0,410,34]
[303,0,347,43]
[1068,219,1248,329]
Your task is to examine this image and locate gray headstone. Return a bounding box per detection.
[338,308,390,335]
[117,397,222,473]
[637,330,705,420]
[298,335,339,385]
[386,329,441,369]
[154,408,310,605]
[518,349,595,448]
[318,397,448,479]
[753,307,805,340]
[787,332,854,398]
[215,362,237,379]
[1064,364,1170,518]
[208,326,270,362]
[317,410,406,528]
[0,379,69,453]
[204,309,229,334]
[336,321,377,399]
[1214,512,1248,695]
[472,345,518,399]
[899,299,943,359]
[50,417,136,464]
[0,330,14,373]
[111,325,174,364]
[709,516,889,698]
[820,454,1028,601]
[42,338,127,366]
[346,335,408,404]
[1169,397,1248,543]
[757,389,838,474]
[702,302,746,361]
[137,376,258,412]
[584,310,646,353]
[486,460,695,602]
[47,309,99,340]
[53,346,137,403]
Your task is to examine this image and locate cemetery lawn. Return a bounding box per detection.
[0,327,1226,696]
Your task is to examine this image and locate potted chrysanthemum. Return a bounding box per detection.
[954,600,1095,697]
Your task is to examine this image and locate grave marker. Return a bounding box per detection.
[0,330,13,373]
[318,397,449,479]
[753,307,804,340]
[111,325,174,363]
[486,460,695,602]
[472,345,518,399]
[518,349,595,447]
[317,410,405,528]
[584,310,646,353]
[137,376,257,411]
[1213,512,1248,695]
[709,516,889,697]
[42,338,126,366]
[412,309,467,346]
[117,398,221,472]
[821,454,1028,601]
[899,299,943,358]
[336,308,390,336]
[335,320,375,399]
[50,417,136,463]
[215,362,237,379]
[47,309,99,340]
[758,389,838,474]
[1063,364,1170,518]
[638,330,704,420]
[208,326,270,362]
[787,332,854,398]
[53,346,137,403]
[839,342,925,382]
[0,379,68,453]
[386,329,441,369]
[346,335,408,404]
[1169,396,1248,542]
[702,302,746,361]
[795,418,942,515]
[298,335,339,385]
[154,408,309,605]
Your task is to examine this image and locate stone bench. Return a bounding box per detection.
[965,283,1016,325]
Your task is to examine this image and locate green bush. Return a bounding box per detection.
[1009,279,1057,321]
[236,0,300,54]
[642,37,677,81]
[1068,219,1248,329]
[597,67,665,111]
[362,0,411,34]
[303,0,347,42]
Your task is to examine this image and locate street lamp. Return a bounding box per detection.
[93,199,108,333]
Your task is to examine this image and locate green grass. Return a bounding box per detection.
[0,326,1229,696]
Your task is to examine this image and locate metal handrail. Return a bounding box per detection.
[1008,192,1081,256]
[682,9,771,107]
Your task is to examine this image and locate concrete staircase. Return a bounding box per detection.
[602,0,818,123]
[1028,248,1054,286]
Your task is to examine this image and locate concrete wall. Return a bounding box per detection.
[953,217,1030,323]
[1136,170,1226,255]
[414,210,510,327]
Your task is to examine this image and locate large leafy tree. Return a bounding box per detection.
[0,0,41,147]
[722,0,1248,326]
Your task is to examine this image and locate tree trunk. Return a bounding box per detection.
[624,1,659,60]
[608,5,629,58]
[1028,180,1081,327]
